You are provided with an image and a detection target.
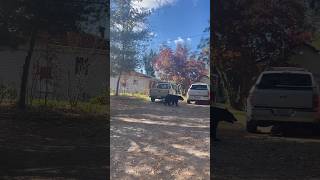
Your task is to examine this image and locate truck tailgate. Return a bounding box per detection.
[150,88,169,97]
[253,89,313,109]
[188,90,209,96]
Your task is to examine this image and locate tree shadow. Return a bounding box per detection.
[0,106,109,179]
[213,122,320,179]
[270,124,320,139]
[110,96,210,179]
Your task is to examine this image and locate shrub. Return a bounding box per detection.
[6,86,17,102]
[0,84,7,104]
[90,94,108,105]
[90,96,106,105]
[0,84,17,104]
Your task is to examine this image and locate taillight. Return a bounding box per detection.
[313,94,320,111]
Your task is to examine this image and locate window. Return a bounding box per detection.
[75,57,89,75]
[190,85,208,90]
[157,83,170,89]
[258,73,312,90]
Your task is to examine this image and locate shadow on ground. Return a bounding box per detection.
[110,95,210,179]
[0,106,109,180]
[213,122,320,180]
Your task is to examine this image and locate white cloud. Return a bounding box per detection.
[167,40,171,44]
[149,32,157,37]
[174,37,185,45]
[132,0,178,11]
[187,37,192,41]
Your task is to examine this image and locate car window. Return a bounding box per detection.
[190,85,208,90]
[257,73,312,90]
[157,83,170,89]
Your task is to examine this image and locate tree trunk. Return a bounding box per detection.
[18,29,37,109]
[115,71,122,96]
[44,79,48,106]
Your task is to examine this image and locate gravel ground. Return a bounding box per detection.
[213,120,320,180]
[110,96,210,179]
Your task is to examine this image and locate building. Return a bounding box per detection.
[0,32,108,102]
[290,43,320,85]
[110,71,160,95]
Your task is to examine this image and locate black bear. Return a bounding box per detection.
[164,94,184,106]
[211,106,237,141]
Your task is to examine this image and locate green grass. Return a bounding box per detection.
[30,99,108,115]
[230,109,246,126]
[312,32,320,50]
[110,92,150,101]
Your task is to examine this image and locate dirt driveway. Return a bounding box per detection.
[110,96,210,179]
[213,117,320,180]
[0,106,108,180]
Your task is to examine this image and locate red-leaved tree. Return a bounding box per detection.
[154,44,207,94]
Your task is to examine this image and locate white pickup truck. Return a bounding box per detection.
[246,67,320,133]
[149,82,182,102]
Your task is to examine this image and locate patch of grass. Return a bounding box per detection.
[312,32,320,50]
[31,99,69,108]
[110,92,150,101]
[230,109,246,125]
[30,99,108,115]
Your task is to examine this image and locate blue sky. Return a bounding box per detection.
[137,0,210,52]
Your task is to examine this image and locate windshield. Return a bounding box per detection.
[257,73,312,90]
[190,85,208,90]
[157,83,170,89]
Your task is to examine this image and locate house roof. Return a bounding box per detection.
[125,71,160,80]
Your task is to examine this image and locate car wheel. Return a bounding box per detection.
[246,119,258,133]
[187,100,191,104]
[151,97,155,102]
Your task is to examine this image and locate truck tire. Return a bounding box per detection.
[151,97,155,102]
[246,120,258,133]
[187,100,191,104]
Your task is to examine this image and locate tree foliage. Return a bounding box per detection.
[143,49,157,77]
[213,0,314,110]
[110,0,152,95]
[197,23,210,65]
[154,44,207,93]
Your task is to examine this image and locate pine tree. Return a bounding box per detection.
[110,0,152,96]
[143,50,157,77]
